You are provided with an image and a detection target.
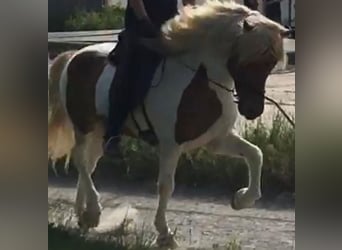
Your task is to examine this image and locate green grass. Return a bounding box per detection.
[48,223,242,250]
[48,223,151,250]
[224,238,242,250]
[64,6,125,31]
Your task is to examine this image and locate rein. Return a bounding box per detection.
[179,60,295,128]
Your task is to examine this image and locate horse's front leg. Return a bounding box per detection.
[207,131,263,209]
[154,144,181,249]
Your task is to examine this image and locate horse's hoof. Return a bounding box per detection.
[231,191,241,210]
[77,221,90,234]
[231,187,260,210]
[156,232,179,249]
[78,209,101,229]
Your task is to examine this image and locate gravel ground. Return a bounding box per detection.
[49,183,295,250]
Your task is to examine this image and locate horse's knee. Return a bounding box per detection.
[158,173,174,197]
[227,134,263,166]
[243,144,263,167]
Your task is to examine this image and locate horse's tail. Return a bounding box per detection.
[48,50,76,173]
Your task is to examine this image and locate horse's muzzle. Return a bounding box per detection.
[238,99,264,120]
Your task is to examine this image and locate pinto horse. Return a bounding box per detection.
[48,1,289,247]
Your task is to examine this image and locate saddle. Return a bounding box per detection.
[107,30,161,146]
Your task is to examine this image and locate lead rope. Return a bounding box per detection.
[178,60,295,128]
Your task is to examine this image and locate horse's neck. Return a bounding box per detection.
[170,50,202,74]
[172,50,234,89]
[201,52,234,91]
[165,50,235,112]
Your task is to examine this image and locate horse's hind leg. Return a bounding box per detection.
[154,143,181,248]
[72,124,104,230]
[207,131,263,209]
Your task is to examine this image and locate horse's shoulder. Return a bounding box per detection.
[175,64,223,144]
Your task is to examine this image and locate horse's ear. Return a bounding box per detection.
[280,28,291,38]
[243,19,254,32]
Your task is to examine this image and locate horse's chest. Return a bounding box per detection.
[175,65,222,144]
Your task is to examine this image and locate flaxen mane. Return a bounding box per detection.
[161,0,287,63]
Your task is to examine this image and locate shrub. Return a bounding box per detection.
[64,6,125,31]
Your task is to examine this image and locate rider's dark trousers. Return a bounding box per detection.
[105,0,178,141]
[105,35,162,140]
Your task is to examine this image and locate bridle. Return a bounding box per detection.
[178,60,295,128]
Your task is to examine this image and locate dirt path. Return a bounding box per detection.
[48,183,295,250]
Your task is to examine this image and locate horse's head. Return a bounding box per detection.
[226,12,289,120]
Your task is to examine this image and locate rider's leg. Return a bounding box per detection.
[127,46,163,144]
[104,0,179,155]
[104,32,137,158]
[104,3,139,157]
[130,46,162,108]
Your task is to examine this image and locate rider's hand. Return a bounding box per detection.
[138,18,159,38]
